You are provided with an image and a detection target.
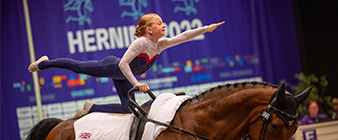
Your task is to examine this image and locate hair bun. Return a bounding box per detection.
[135,25,140,32]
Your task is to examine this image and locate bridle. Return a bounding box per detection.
[249,95,298,140]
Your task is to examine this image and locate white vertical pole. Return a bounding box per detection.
[23,0,44,120]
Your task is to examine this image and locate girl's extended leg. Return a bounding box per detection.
[88,79,134,114]
[113,79,134,113]
[38,56,125,79]
[38,56,136,114]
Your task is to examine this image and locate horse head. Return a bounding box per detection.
[249,83,313,140]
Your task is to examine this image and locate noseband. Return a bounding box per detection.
[250,95,298,140]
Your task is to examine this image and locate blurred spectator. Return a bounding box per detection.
[332,98,338,119]
[301,101,326,125]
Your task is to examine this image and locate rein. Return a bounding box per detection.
[142,116,211,140]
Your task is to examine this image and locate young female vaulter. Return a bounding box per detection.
[28,13,225,118]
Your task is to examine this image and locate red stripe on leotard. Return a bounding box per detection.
[137,53,159,64]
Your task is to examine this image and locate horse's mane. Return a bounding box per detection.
[190,81,279,101]
[26,118,63,140]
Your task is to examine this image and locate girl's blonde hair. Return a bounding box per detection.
[134,13,160,37]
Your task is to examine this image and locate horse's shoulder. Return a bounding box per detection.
[57,118,77,130]
[46,119,76,140]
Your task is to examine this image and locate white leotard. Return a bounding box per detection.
[119,26,208,86]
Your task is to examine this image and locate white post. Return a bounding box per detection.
[23,0,44,120]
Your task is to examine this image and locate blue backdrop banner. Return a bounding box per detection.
[1,0,301,139]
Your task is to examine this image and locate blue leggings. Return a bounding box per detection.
[38,56,135,113]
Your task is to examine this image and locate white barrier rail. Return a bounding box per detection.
[294,120,338,140]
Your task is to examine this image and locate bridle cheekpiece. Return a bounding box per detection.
[257,94,298,140]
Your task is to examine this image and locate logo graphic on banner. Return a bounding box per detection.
[303,129,317,140]
[119,0,148,20]
[172,0,199,15]
[64,0,94,25]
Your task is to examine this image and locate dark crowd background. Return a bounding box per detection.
[293,0,338,98]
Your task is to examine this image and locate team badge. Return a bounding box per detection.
[80,132,92,139]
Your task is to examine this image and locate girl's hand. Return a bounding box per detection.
[207,21,225,32]
[135,83,150,93]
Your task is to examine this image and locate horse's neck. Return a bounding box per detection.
[176,88,274,139]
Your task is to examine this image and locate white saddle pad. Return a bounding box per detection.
[142,93,192,140]
[74,93,192,140]
[74,113,134,140]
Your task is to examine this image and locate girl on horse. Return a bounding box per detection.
[28,13,224,118]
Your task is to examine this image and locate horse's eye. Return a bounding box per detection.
[270,124,279,130]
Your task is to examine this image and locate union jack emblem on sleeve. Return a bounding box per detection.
[80,132,92,139]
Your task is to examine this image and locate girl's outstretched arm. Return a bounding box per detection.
[159,21,225,51]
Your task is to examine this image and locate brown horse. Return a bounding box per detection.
[27,82,312,140]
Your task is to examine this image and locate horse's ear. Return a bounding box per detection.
[294,85,313,106]
[276,83,287,104]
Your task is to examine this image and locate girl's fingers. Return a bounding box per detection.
[136,83,150,93]
[208,21,225,32]
[215,21,225,27]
